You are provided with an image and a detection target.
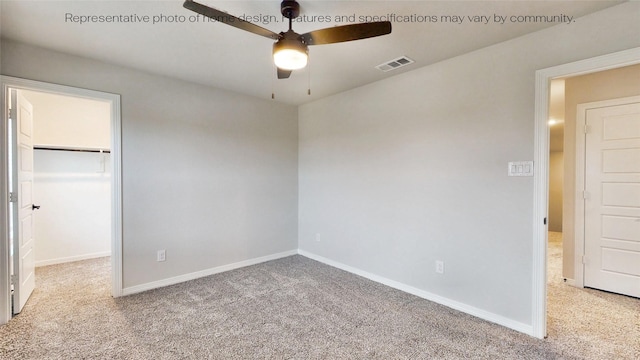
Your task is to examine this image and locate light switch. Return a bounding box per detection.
[508,161,534,176]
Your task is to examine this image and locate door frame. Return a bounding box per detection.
[574,96,640,288]
[0,76,123,325]
[532,47,640,339]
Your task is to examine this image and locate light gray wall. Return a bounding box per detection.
[1,39,299,288]
[298,2,640,327]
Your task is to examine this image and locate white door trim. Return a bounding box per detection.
[533,47,640,339]
[0,76,123,325]
[574,96,640,289]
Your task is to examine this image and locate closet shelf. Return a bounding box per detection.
[34,145,110,154]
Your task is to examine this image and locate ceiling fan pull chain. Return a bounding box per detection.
[270,61,275,100]
[307,56,311,96]
[271,67,275,100]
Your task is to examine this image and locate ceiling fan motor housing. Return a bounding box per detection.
[273,31,308,53]
[281,0,300,19]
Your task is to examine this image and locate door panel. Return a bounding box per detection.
[602,216,640,241]
[11,91,36,314]
[584,101,640,298]
[602,113,640,139]
[602,183,640,207]
[19,181,32,210]
[601,248,640,275]
[19,145,33,172]
[602,149,640,172]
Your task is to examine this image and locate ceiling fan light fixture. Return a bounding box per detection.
[273,39,308,70]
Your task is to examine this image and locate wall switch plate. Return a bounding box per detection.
[157,250,166,262]
[315,233,321,242]
[436,260,444,274]
[508,161,534,176]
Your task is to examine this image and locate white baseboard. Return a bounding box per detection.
[36,251,111,267]
[122,249,298,296]
[298,249,534,336]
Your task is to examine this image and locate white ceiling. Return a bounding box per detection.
[0,0,625,105]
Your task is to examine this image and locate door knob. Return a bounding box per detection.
[32,204,41,210]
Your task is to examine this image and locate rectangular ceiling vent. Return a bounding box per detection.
[376,56,414,72]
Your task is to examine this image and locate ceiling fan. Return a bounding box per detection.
[183,0,392,79]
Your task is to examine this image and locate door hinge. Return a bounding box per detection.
[10,274,16,285]
[582,256,587,264]
[582,191,590,200]
[584,124,590,134]
[8,192,17,203]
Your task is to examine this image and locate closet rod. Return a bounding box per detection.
[34,146,111,154]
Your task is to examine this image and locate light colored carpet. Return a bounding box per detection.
[1,235,638,359]
[546,231,639,359]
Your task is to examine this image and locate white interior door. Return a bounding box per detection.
[583,100,640,298]
[11,90,36,313]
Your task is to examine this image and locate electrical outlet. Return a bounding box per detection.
[157,250,166,262]
[435,260,444,274]
[315,233,321,242]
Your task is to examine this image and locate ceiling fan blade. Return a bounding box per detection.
[277,68,292,79]
[183,0,280,40]
[301,21,391,46]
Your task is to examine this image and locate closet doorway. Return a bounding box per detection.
[1,77,123,325]
[24,89,111,262]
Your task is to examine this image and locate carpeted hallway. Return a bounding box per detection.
[1,233,638,359]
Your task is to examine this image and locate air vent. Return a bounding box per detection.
[375,56,414,72]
